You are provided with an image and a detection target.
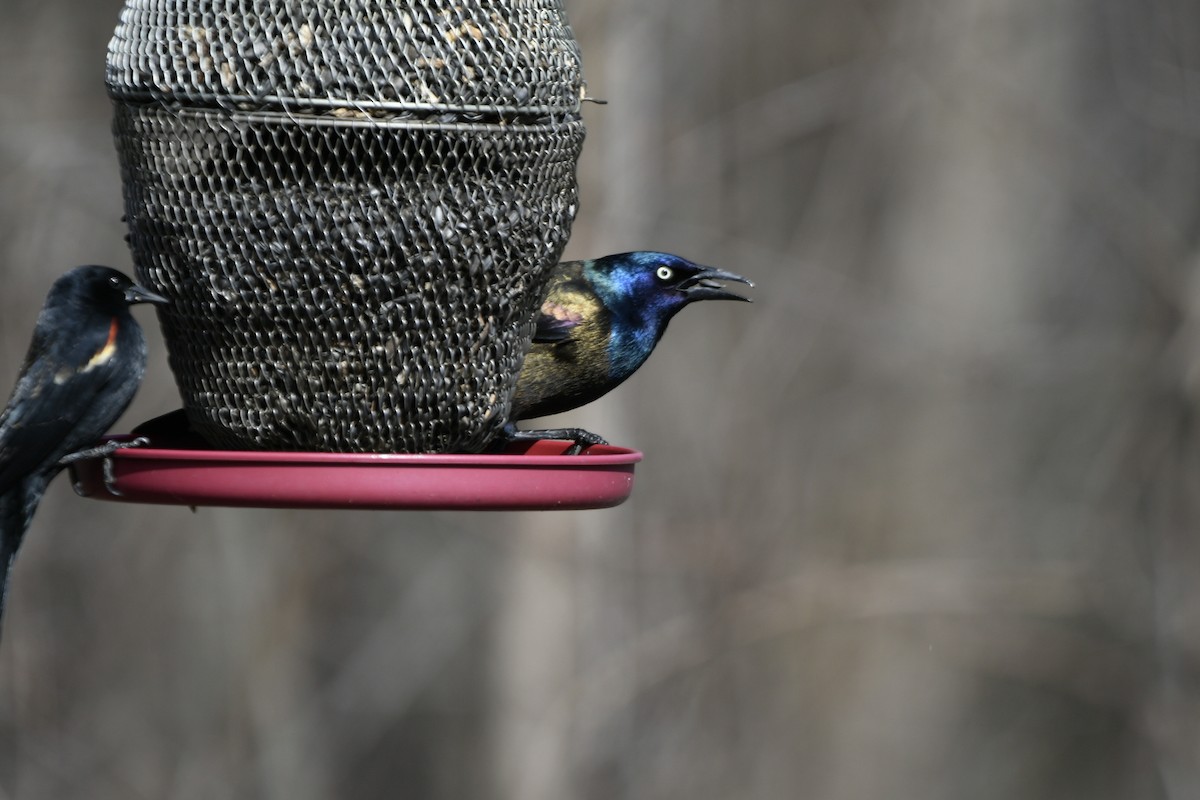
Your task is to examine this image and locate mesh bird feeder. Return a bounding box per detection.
[106,0,587,454]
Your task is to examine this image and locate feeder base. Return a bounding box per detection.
[69,423,640,511]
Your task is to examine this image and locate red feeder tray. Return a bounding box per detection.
[71,427,641,511]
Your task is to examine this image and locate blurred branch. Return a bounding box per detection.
[507,558,1147,776]
[1105,0,1200,135]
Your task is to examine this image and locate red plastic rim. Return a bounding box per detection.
[70,437,642,511]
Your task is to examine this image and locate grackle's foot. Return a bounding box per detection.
[62,436,151,497]
[498,424,608,455]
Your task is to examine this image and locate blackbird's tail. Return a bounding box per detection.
[0,487,25,635]
[0,477,45,638]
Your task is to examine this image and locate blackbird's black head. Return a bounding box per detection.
[51,266,169,314]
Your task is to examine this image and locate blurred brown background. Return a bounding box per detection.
[2,0,1199,797]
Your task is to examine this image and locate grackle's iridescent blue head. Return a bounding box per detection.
[582,251,753,379]
[510,251,753,427]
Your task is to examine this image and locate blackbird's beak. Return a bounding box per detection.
[125,284,170,306]
[681,267,754,303]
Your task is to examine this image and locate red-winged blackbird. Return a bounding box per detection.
[0,266,167,631]
[502,251,753,450]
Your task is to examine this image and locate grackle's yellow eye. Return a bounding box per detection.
[656,266,673,281]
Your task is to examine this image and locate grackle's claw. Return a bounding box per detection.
[497,423,607,455]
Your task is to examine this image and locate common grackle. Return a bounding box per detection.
[0,266,167,633]
[503,251,752,449]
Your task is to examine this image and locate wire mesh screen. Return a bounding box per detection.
[106,0,585,453]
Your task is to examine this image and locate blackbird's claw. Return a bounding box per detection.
[58,436,151,496]
[102,455,121,496]
[57,436,151,467]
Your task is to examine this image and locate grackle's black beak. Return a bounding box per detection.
[681,267,754,303]
[125,284,170,306]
